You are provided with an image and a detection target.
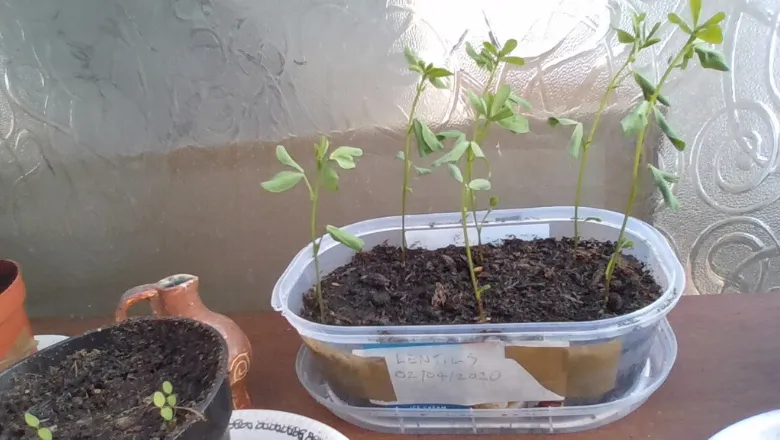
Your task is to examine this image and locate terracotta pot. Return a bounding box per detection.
[0,260,36,372]
[116,274,253,410]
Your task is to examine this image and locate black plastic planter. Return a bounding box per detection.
[0,317,232,440]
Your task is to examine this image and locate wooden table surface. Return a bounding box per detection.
[32,293,780,439]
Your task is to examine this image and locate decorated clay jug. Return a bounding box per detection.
[116,274,252,409]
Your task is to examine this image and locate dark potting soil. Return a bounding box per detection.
[302,238,664,326]
[0,319,222,440]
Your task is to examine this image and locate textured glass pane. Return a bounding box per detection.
[0,0,774,317]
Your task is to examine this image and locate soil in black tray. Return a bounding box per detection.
[0,320,221,440]
[302,237,664,326]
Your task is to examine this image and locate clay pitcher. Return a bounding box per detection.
[0,260,37,372]
[116,274,252,409]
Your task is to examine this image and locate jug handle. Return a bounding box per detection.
[115,284,164,322]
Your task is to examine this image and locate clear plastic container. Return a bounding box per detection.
[271,207,685,429]
[296,317,678,434]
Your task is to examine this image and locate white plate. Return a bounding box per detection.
[228,409,348,440]
[710,409,780,439]
[34,334,69,350]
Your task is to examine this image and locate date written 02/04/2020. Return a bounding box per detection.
[392,370,503,383]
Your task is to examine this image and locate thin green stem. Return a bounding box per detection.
[401,77,426,263]
[466,68,498,253]
[309,169,324,321]
[573,57,632,252]
[605,37,695,298]
[461,180,484,321]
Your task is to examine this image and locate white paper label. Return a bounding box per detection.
[352,341,564,406]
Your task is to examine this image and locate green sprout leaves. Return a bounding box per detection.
[25,413,52,440]
[404,46,453,89]
[326,225,364,251]
[547,117,584,159]
[153,380,177,422]
[694,45,729,71]
[648,164,680,211]
[633,71,671,107]
[621,101,651,137]
[412,119,444,157]
[653,106,685,150]
[261,170,304,193]
[466,39,525,71]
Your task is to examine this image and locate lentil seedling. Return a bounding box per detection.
[548,11,664,252]
[261,136,365,320]
[24,413,52,440]
[606,0,728,297]
[398,47,452,262]
[428,38,532,321]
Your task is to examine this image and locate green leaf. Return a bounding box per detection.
[689,0,701,26]
[167,394,177,406]
[326,225,364,251]
[330,155,356,170]
[633,71,671,106]
[414,166,431,176]
[489,196,499,208]
[653,107,686,151]
[508,94,533,109]
[568,123,584,159]
[261,171,304,193]
[467,91,487,116]
[701,11,726,28]
[161,407,174,421]
[275,145,303,173]
[38,428,53,440]
[547,117,579,127]
[668,13,692,34]
[500,39,518,56]
[331,146,363,159]
[465,42,483,63]
[648,21,662,38]
[434,137,470,165]
[330,146,363,170]
[648,164,680,211]
[321,164,340,191]
[429,76,448,89]
[621,101,651,137]
[315,136,330,160]
[408,64,424,74]
[447,163,463,182]
[153,391,166,408]
[498,114,529,134]
[395,151,405,160]
[490,85,511,117]
[643,38,662,48]
[482,41,498,56]
[412,119,443,157]
[24,413,39,428]
[694,46,729,71]
[437,130,463,139]
[468,179,491,191]
[698,25,723,43]
[490,107,513,122]
[427,67,453,78]
[468,142,485,158]
[162,381,173,394]
[501,56,525,67]
[403,46,418,66]
[616,29,635,43]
